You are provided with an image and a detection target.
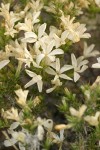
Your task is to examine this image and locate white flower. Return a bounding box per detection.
[36,117,53,131]
[52,129,65,144]
[5,40,26,58]
[22,23,47,43]
[84,111,100,126]
[71,53,89,82]
[35,117,53,141]
[95,0,100,7]
[1,107,20,121]
[15,89,29,107]
[36,41,64,66]
[44,2,56,14]
[15,11,40,32]
[4,130,26,148]
[37,125,44,141]
[92,57,100,68]
[60,15,91,43]
[12,132,26,143]
[9,122,20,130]
[49,31,67,48]
[83,42,99,58]
[48,26,65,48]
[24,69,43,92]
[0,59,10,70]
[29,0,44,12]
[4,127,40,150]
[45,58,73,81]
[4,26,18,38]
[69,105,87,119]
[45,58,73,93]
[0,3,20,37]
[46,78,62,93]
[16,17,33,32]
[7,40,39,68]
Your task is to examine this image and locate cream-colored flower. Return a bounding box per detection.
[12,132,26,143]
[45,58,73,81]
[36,41,64,66]
[52,129,65,144]
[35,117,53,141]
[44,2,57,14]
[16,17,33,32]
[83,42,99,58]
[84,112,100,126]
[0,3,20,37]
[33,96,41,107]
[4,25,18,38]
[36,117,53,131]
[92,57,100,68]
[5,40,26,58]
[24,69,43,92]
[37,125,44,141]
[6,40,39,68]
[60,15,91,43]
[1,107,20,121]
[49,30,68,48]
[45,58,73,93]
[0,60,10,70]
[15,11,40,32]
[4,131,26,147]
[15,89,29,107]
[71,54,89,82]
[95,0,100,7]
[46,78,62,93]
[69,105,87,118]
[48,26,64,48]
[29,0,44,12]
[22,23,47,43]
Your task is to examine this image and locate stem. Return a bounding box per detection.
[59,143,62,150]
[15,61,23,78]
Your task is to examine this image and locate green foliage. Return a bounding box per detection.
[43,137,53,150]
[58,88,77,113]
[0,26,11,49]
[19,0,28,5]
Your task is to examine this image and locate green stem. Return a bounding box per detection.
[15,61,23,78]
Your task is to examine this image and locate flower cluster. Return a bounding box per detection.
[0,0,98,93]
[0,0,100,150]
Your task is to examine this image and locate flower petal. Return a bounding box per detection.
[47,40,55,53]
[0,60,10,70]
[49,49,64,56]
[25,75,42,88]
[26,70,37,77]
[59,74,72,80]
[45,67,56,75]
[71,54,77,68]
[74,72,80,82]
[36,54,45,65]
[60,65,73,73]
[37,80,43,92]
[38,23,46,38]
[92,63,100,68]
